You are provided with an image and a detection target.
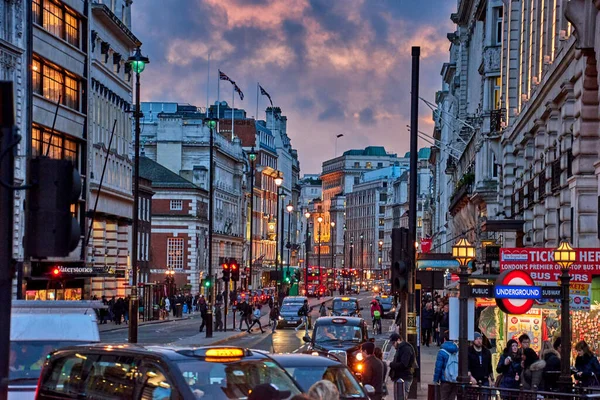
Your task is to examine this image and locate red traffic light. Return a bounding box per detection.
[52,267,61,276]
[222,263,229,270]
[231,264,237,270]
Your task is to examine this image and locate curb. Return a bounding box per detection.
[99,316,192,333]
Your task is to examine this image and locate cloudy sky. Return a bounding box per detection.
[132,0,455,173]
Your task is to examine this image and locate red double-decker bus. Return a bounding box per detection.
[304,266,329,297]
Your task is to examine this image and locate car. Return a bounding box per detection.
[375,295,396,319]
[349,285,360,295]
[383,283,391,295]
[267,353,374,400]
[35,345,302,400]
[277,301,312,329]
[303,317,373,378]
[9,300,102,400]
[329,297,362,317]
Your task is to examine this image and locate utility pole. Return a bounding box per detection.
[0,81,16,399]
[407,45,421,398]
[204,118,218,338]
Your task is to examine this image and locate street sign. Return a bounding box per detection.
[495,285,541,299]
[495,270,536,314]
[541,286,562,299]
[468,285,494,298]
[485,245,500,262]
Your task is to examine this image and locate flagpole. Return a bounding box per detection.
[256,82,259,121]
[206,53,210,116]
[217,69,220,131]
[231,84,235,141]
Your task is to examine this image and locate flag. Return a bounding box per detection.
[337,134,344,138]
[259,85,273,106]
[219,70,232,82]
[234,84,244,101]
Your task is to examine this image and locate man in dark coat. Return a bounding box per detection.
[238,299,251,331]
[468,332,493,386]
[421,302,434,347]
[389,332,416,397]
[542,338,561,391]
[438,303,449,344]
[361,342,384,400]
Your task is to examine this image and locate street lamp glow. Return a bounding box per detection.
[274,172,283,187]
[248,146,257,162]
[286,202,294,213]
[317,216,323,223]
[330,221,335,228]
[452,237,475,267]
[554,240,576,269]
[304,211,311,219]
[127,47,149,74]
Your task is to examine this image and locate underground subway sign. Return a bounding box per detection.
[495,270,537,315]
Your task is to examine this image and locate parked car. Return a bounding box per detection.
[35,345,302,400]
[9,300,102,400]
[303,317,373,378]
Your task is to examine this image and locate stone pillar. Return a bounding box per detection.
[115,222,128,297]
[91,220,107,299]
[532,119,547,245]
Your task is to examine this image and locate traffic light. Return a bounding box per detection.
[204,279,211,288]
[221,257,230,281]
[391,228,410,294]
[284,269,291,283]
[27,157,82,258]
[230,259,240,281]
[51,267,61,277]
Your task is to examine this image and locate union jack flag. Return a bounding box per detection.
[259,85,273,106]
[219,70,233,83]
[234,84,244,101]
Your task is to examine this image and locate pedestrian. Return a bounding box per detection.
[574,340,600,387]
[238,299,251,331]
[542,338,561,391]
[269,304,280,333]
[247,304,265,333]
[214,304,223,331]
[114,298,124,325]
[308,380,339,400]
[438,303,449,345]
[371,299,382,333]
[248,383,291,400]
[433,333,459,400]
[295,299,310,335]
[186,295,193,314]
[164,296,171,320]
[388,332,416,398]
[268,295,274,310]
[520,347,546,391]
[518,333,531,356]
[496,339,522,399]
[468,332,493,387]
[360,342,384,400]
[319,302,327,317]
[374,347,388,398]
[198,297,208,332]
[421,302,434,347]
[432,305,440,345]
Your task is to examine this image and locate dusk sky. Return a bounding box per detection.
[132,0,455,173]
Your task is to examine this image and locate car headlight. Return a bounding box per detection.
[355,363,363,372]
[278,316,284,320]
[356,352,364,361]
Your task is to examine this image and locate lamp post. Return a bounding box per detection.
[274,172,283,294]
[304,211,311,295]
[317,216,323,290]
[203,117,218,338]
[452,237,475,385]
[360,232,364,290]
[554,239,576,391]
[127,47,149,344]
[278,188,286,293]
[247,147,257,291]
[330,221,336,292]
[286,202,294,285]
[378,240,383,279]
[349,236,354,290]
[165,266,175,297]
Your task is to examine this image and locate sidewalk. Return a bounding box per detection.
[173,296,332,347]
[98,314,195,333]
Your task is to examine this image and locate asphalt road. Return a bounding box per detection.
[100,291,396,354]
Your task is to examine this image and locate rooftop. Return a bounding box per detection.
[139,157,200,190]
[342,146,394,157]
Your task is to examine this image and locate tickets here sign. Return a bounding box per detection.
[500,248,600,283]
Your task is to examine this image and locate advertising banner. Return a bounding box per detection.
[506,308,543,353]
[500,248,596,310]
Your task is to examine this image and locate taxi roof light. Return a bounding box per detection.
[204,348,245,358]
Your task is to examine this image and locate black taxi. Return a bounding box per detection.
[329,297,362,317]
[35,344,302,399]
[302,317,373,378]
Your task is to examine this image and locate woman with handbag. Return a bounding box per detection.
[574,340,600,388]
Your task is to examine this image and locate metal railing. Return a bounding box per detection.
[437,382,600,400]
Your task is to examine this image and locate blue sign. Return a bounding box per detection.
[494,286,542,299]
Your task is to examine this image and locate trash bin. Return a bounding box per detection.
[175,303,183,318]
[393,379,405,400]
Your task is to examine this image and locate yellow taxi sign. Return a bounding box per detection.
[341,297,350,301]
[381,295,389,298]
[205,348,245,358]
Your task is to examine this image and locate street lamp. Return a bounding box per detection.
[378,240,383,278]
[317,216,323,290]
[360,232,364,290]
[286,202,294,285]
[452,237,476,385]
[165,266,175,297]
[127,47,149,344]
[554,239,576,391]
[247,147,257,292]
[274,172,283,296]
[330,221,336,292]
[304,211,311,294]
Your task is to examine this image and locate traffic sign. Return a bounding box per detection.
[495,270,536,314]
[468,285,494,298]
[541,286,562,299]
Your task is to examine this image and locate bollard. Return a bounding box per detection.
[393,379,405,400]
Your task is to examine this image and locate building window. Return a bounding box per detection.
[366,162,372,169]
[170,200,183,211]
[33,57,80,111]
[379,218,385,226]
[494,7,503,45]
[492,77,501,110]
[354,176,360,185]
[354,162,360,168]
[167,238,184,269]
[34,0,80,48]
[32,125,79,162]
[377,162,383,168]
[417,217,423,228]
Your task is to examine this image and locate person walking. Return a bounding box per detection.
[198,297,208,332]
[164,296,171,320]
[496,339,522,399]
[295,299,311,335]
[438,303,449,345]
[433,334,459,400]
[269,304,280,333]
[468,332,493,387]
[574,340,600,387]
[542,338,561,391]
[214,304,223,332]
[421,302,434,347]
[388,332,416,398]
[374,347,389,399]
[520,348,546,391]
[247,304,265,333]
[238,299,251,331]
[319,302,327,317]
[360,342,384,400]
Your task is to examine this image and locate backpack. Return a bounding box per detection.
[373,310,381,319]
[441,349,459,382]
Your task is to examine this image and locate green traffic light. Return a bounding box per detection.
[204,280,211,287]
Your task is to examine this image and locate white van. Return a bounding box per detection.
[8,300,103,400]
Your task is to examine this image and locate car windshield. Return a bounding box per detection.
[9,341,80,384]
[333,300,357,310]
[314,324,363,343]
[280,304,302,313]
[175,358,301,399]
[285,366,365,398]
[378,297,392,304]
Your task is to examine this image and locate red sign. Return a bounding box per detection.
[420,238,432,253]
[500,248,600,283]
[495,270,536,315]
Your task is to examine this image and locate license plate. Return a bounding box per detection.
[287,318,296,322]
